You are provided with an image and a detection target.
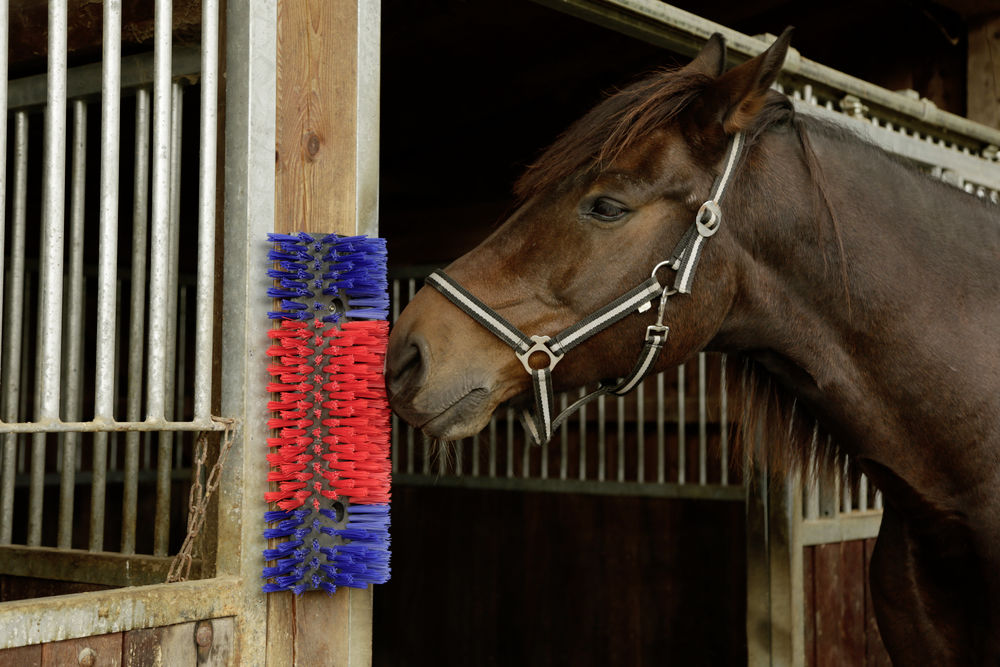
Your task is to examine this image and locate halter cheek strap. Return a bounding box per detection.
[426,132,743,445]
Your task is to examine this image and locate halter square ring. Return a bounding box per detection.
[515,335,563,374]
[696,200,722,237]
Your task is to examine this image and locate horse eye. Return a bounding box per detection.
[589,198,629,222]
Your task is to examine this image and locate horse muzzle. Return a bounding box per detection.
[386,292,519,440]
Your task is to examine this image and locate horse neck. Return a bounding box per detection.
[718,123,1000,491]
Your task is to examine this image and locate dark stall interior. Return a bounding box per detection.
[374,0,980,664]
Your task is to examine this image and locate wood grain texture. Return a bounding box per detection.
[0,645,42,667]
[967,15,1000,131]
[275,0,359,238]
[863,539,892,667]
[41,632,122,667]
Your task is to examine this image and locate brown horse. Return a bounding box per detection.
[386,30,1000,665]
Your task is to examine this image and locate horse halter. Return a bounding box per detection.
[426,132,744,445]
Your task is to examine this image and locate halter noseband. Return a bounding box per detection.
[426,132,744,445]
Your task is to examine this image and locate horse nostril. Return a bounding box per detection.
[386,332,428,396]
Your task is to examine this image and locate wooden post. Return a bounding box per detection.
[746,461,805,666]
[968,15,1000,131]
[269,1,380,665]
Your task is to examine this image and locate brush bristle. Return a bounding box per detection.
[262,232,391,594]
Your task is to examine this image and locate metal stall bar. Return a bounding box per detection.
[89,0,123,552]
[154,81,184,556]
[0,112,27,544]
[120,87,149,553]
[0,0,7,385]
[676,364,685,484]
[194,0,220,422]
[698,353,707,485]
[58,99,87,549]
[28,0,69,547]
[720,354,729,485]
[146,0,173,422]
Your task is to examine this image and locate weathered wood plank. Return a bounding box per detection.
[0,644,42,667]
[804,546,816,667]
[275,0,358,238]
[840,540,866,665]
[0,545,200,587]
[968,15,1000,131]
[41,632,122,666]
[863,538,892,666]
[814,542,844,667]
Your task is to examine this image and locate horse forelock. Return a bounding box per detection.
[513,68,710,201]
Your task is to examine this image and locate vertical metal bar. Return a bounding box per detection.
[521,429,530,478]
[471,435,479,477]
[390,279,400,473]
[578,387,587,480]
[95,0,122,420]
[29,0,70,547]
[175,285,189,466]
[154,81,183,557]
[58,99,88,549]
[676,364,686,485]
[505,407,514,478]
[421,434,430,475]
[488,417,497,478]
[90,0,123,552]
[842,460,852,514]
[109,279,123,471]
[455,438,462,475]
[0,112,28,545]
[17,273,32,476]
[656,372,665,483]
[874,491,883,511]
[859,474,869,512]
[720,353,729,485]
[193,0,220,421]
[146,0,173,421]
[698,353,707,485]
[616,395,625,482]
[405,279,415,474]
[437,438,445,475]
[121,86,151,554]
[559,392,568,481]
[597,394,605,482]
[0,0,7,386]
[636,380,644,483]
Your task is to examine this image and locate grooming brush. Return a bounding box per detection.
[262,232,391,594]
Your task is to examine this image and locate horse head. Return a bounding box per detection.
[387,29,794,441]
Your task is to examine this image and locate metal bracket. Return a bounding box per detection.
[515,335,564,374]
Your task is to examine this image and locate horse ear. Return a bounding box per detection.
[705,26,794,133]
[686,33,727,78]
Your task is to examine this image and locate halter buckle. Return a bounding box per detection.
[515,335,564,374]
[645,324,669,344]
[696,200,722,237]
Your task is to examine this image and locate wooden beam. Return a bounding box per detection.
[271,1,380,665]
[968,14,1000,131]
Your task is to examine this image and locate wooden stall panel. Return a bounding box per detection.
[41,632,122,666]
[0,645,42,667]
[804,539,890,667]
[124,618,234,667]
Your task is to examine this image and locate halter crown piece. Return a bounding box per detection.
[427,132,744,445]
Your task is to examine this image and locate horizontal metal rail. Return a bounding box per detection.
[0,419,231,434]
[6,46,201,111]
[394,473,744,501]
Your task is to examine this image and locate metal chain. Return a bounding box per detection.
[167,417,236,583]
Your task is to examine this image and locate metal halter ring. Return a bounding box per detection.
[515,335,564,374]
[695,200,722,237]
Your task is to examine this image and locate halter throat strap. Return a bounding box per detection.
[425,132,743,445]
